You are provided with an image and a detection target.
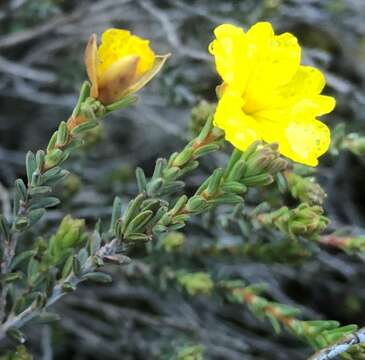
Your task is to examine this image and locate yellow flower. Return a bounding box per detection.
[84,28,169,105]
[209,22,335,166]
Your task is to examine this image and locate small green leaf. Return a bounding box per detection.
[72,81,91,117]
[82,272,112,283]
[14,217,29,231]
[124,233,151,242]
[193,143,221,158]
[28,197,60,211]
[28,186,51,196]
[71,121,98,135]
[28,208,46,226]
[35,149,45,171]
[146,178,164,196]
[207,168,223,196]
[56,121,69,147]
[135,167,147,192]
[105,94,138,113]
[15,179,27,201]
[0,215,10,240]
[46,131,58,153]
[25,151,36,184]
[124,210,153,236]
[121,193,145,233]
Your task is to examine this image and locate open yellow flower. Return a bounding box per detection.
[209,22,335,166]
[84,28,169,105]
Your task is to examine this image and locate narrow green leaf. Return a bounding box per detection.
[71,121,98,135]
[28,197,60,211]
[28,208,46,226]
[25,151,36,184]
[56,121,69,147]
[105,94,138,113]
[207,168,223,196]
[15,179,27,201]
[121,193,145,233]
[124,210,153,236]
[46,131,58,153]
[135,167,147,193]
[28,186,51,196]
[124,233,151,242]
[146,178,164,196]
[193,143,220,158]
[72,81,91,117]
[82,272,112,283]
[0,215,10,240]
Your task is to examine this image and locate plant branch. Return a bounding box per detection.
[308,327,365,360]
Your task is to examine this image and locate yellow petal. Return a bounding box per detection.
[214,89,261,150]
[270,119,330,166]
[243,24,301,113]
[209,24,249,91]
[97,29,155,79]
[84,33,99,98]
[254,66,335,120]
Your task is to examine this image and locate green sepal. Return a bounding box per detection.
[105,94,138,113]
[193,143,220,158]
[71,121,98,135]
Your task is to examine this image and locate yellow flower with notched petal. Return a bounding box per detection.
[84,28,169,105]
[209,22,335,166]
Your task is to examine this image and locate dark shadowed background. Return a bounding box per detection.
[0,0,365,359]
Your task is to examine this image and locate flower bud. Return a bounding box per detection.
[84,29,169,106]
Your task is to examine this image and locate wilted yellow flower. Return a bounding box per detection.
[209,22,335,166]
[85,28,169,105]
